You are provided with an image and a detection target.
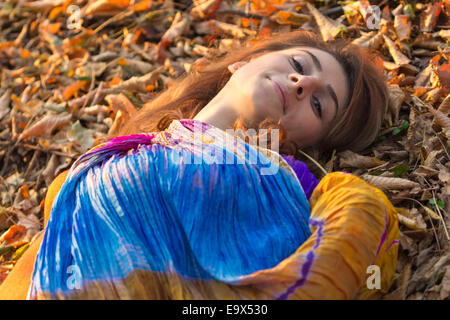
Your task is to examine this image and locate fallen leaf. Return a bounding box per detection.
[437,94,450,115]
[383,35,411,65]
[63,80,90,100]
[339,150,386,169]
[306,2,345,41]
[362,174,420,190]
[160,11,191,48]
[271,11,310,27]
[84,0,131,16]
[18,113,72,141]
[394,14,411,41]
[105,93,137,121]
[440,266,450,300]
[420,2,442,32]
[0,89,11,120]
[387,84,406,126]
[0,225,26,246]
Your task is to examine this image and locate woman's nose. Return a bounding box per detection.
[288,74,319,98]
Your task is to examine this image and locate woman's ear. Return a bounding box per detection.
[227,61,248,74]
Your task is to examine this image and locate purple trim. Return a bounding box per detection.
[385,240,399,252]
[276,219,324,300]
[280,155,319,200]
[375,207,388,257]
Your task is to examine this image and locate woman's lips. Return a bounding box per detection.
[271,79,287,114]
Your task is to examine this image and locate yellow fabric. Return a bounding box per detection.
[0,170,69,300]
[0,171,399,300]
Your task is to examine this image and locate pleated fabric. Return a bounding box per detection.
[29,119,317,299]
[28,119,399,300]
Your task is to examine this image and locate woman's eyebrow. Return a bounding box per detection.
[298,49,339,115]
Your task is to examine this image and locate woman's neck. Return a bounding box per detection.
[192,90,239,131]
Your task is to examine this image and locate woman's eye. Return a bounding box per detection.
[290,56,322,119]
[312,97,322,118]
[290,57,304,74]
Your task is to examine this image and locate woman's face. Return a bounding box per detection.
[227,46,349,148]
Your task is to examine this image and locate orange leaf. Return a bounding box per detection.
[133,0,152,12]
[18,185,30,199]
[266,4,278,15]
[132,29,143,44]
[85,0,130,15]
[258,27,272,39]
[44,23,61,35]
[20,49,30,59]
[105,93,137,121]
[63,80,89,100]
[0,225,26,246]
[413,87,428,96]
[117,57,128,66]
[0,42,14,50]
[437,63,450,93]
[49,6,64,20]
[109,76,122,87]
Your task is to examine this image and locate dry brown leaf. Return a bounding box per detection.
[436,64,450,94]
[18,113,72,141]
[383,35,411,65]
[108,67,161,93]
[118,57,153,74]
[339,150,386,169]
[437,94,450,115]
[398,214,422,230]
[412,38,444,51]
[306,2,345,42]
[427,104,450,132]
[412,165,439,179]
[16,211,40,240]
[84,0,130,17]
[105,93,137,122]
[362,174,420,190]
[423,206,441,221]
[440,266,450,300]
[425,87,443,103]
[436,29,450,40]
[352,31,383,49]
[394,14,411,41]
[271,11,310,27]
[42,154,60,187]
[0,89,11,120]
[22,0,66,9]
[206,20,257,39]
[415,64,433,87]
[108,110,124,136]
[420,2,442,33]
[191,0,226,20]
[387,84,406,126]
[160,11,191,48]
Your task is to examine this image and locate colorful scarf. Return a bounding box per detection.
[29,119,324,299]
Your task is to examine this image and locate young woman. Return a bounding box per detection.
[0,30,399,300]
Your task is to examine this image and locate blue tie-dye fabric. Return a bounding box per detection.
[29,120,312,298]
